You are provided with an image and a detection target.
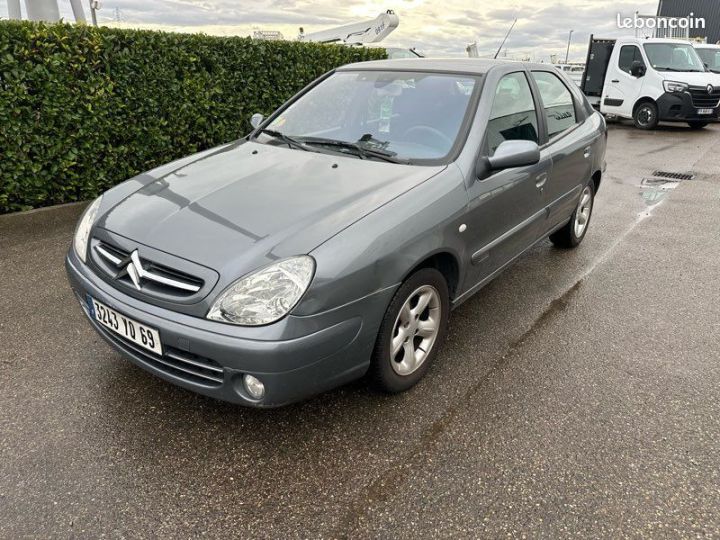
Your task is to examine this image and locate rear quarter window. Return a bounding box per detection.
[531,71,579,139]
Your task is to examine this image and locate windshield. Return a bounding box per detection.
[643,43,706,72]
[259,71,479,162]
[696,48,720,72]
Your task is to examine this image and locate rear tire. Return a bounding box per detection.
[550,182,595,249]
[633,101,659,130]
[688,121,709,130]
[370,268,449,394]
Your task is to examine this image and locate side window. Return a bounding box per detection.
[486,72,539,156]
[531,71,577,139]
[618,45,645,75]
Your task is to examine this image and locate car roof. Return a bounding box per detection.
[695,44,720,49]
[337,57,555,75]
[616,37,693,46]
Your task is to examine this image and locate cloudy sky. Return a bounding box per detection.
[2,0,660,61]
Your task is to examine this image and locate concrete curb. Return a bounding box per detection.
[0,201,89,239]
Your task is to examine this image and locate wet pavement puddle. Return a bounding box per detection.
[639,171,694,207]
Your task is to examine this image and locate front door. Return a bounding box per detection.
[601,44,646,118]
[463,71,550,289]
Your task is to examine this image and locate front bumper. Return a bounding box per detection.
[657,91,720,122]
[66,252,396,407]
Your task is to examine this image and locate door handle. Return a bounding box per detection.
[535,173,548,189]
[584,146,592,159]
[611,79,620,83]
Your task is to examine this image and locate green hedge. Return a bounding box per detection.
[0,21,385,213]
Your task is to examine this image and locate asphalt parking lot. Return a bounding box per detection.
[1,122,719,538]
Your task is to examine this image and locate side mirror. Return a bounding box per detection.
[484,140,540,173]
[250,113,264,129]
[630,61,646,77]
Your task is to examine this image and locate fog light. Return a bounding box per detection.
[243,374,265,400]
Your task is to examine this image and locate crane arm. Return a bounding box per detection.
[298,10,399,45]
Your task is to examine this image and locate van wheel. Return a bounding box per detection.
[688,121,709,130]
[550,182,595,249]
[370,268,449,393]
[634,102,659,130]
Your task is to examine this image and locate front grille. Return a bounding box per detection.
[94,241,204,297]
[688,87,720,108]
[94,320,225,387]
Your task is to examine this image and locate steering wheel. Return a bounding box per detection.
[402,125,453,148]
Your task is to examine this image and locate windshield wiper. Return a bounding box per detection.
[258,129,311,151]
[299,136,410,164]
[655,67,702,72]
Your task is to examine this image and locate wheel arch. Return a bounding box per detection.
[401,250,461,301]
[633,96,657,115]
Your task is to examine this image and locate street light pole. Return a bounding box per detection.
[88,0,98,26]
[565,29,574,63]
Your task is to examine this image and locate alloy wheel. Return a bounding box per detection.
[390,285,441,376]
[574,186,593,238]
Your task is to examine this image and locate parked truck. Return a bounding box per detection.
[581,35,720,129]
[694,43,720,74]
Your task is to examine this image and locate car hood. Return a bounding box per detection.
[99,140,445,279]
[658,71,720,86]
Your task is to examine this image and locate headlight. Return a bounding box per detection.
[207,256,315,326]
[73,196,102,263]
[663,80,688,93]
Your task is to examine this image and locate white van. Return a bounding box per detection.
[694,43,720,74]
[581,36,720,129]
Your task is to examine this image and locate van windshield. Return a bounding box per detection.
[643,43,706,72]
[258,71,480,162]
[696,48,720,73]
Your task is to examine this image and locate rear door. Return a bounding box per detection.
[601,44,647,118]
[463,71,551,286]
[530,70,594,232]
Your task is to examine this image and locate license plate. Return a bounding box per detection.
[88,296,162,355]
[697,108,714,115]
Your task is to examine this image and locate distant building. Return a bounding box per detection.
[657,0,720,43]
[252,30,285,41]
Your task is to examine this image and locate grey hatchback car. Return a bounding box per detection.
[66,58,607,407]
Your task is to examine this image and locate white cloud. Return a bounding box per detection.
[2,0,660,61]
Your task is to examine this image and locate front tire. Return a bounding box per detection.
[634,101,659,130]
[688,121,709,130]
[370,268,449,394]
[550,182,595,249]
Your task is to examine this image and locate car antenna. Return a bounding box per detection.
[494,18,517,59]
